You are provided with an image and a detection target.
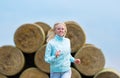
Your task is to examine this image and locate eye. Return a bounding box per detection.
[62,28,64,30]
[57,28,60,30]
[56,27,64,30]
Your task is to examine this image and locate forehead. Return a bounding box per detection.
[55,23,65,28]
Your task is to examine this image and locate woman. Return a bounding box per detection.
[44,22,80,78]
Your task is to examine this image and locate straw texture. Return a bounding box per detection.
[65,21,86,53]
[35,22,51,36]
[71,67,82,78]
[0,73,7,78]
[0,45,25,76]
[94,68,120,78]
[74,44,105,76]
[19,67,49,78]
[34,45,50,73]
[14,23,45,53]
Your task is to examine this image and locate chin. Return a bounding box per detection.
[59,35,64,37]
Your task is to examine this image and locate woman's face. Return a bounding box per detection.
[55,23,66,37]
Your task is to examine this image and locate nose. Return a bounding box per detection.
[59,29,62,32]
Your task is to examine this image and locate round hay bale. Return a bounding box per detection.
[19,67,49,78]
[14,23,45,53]
[84,43,95,47]
[74,44,105,76]
[35,22,51,44]
[0,45,25,76]
[71,67,82,78]
[34,21,51,36]
[64,21,86,53]
[34,45,50,73]
[94,68,120,78]
[0,73,7,78]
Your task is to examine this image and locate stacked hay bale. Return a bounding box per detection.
[0,21,120,78]
[0,22,50,78]
[74,44,105,77]
[65,21,86,53]
[34,44,50,73]
[14,23,45,53]
[0,73,7,78]
[0,46,25,77]
[94,68,120,78]
[19,67,49,78]
[65,21,105,78]
[71,67,82,78]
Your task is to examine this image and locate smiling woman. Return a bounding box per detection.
[0,0,120,77]
[44,22,80,78]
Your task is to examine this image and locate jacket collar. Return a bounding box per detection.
[55,35,64,41]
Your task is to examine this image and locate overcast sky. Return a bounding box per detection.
[0,0,120,72]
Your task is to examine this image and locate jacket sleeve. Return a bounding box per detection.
[70,54,75,62]
[68,39,75,62]
[44,42,56,64]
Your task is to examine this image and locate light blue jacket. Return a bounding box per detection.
[45,35,75,72]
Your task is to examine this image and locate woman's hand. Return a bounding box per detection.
[74,59,81,64]
[55,50,61,58]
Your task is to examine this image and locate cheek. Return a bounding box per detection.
[55,30,59,33]
[63,30,66,34]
